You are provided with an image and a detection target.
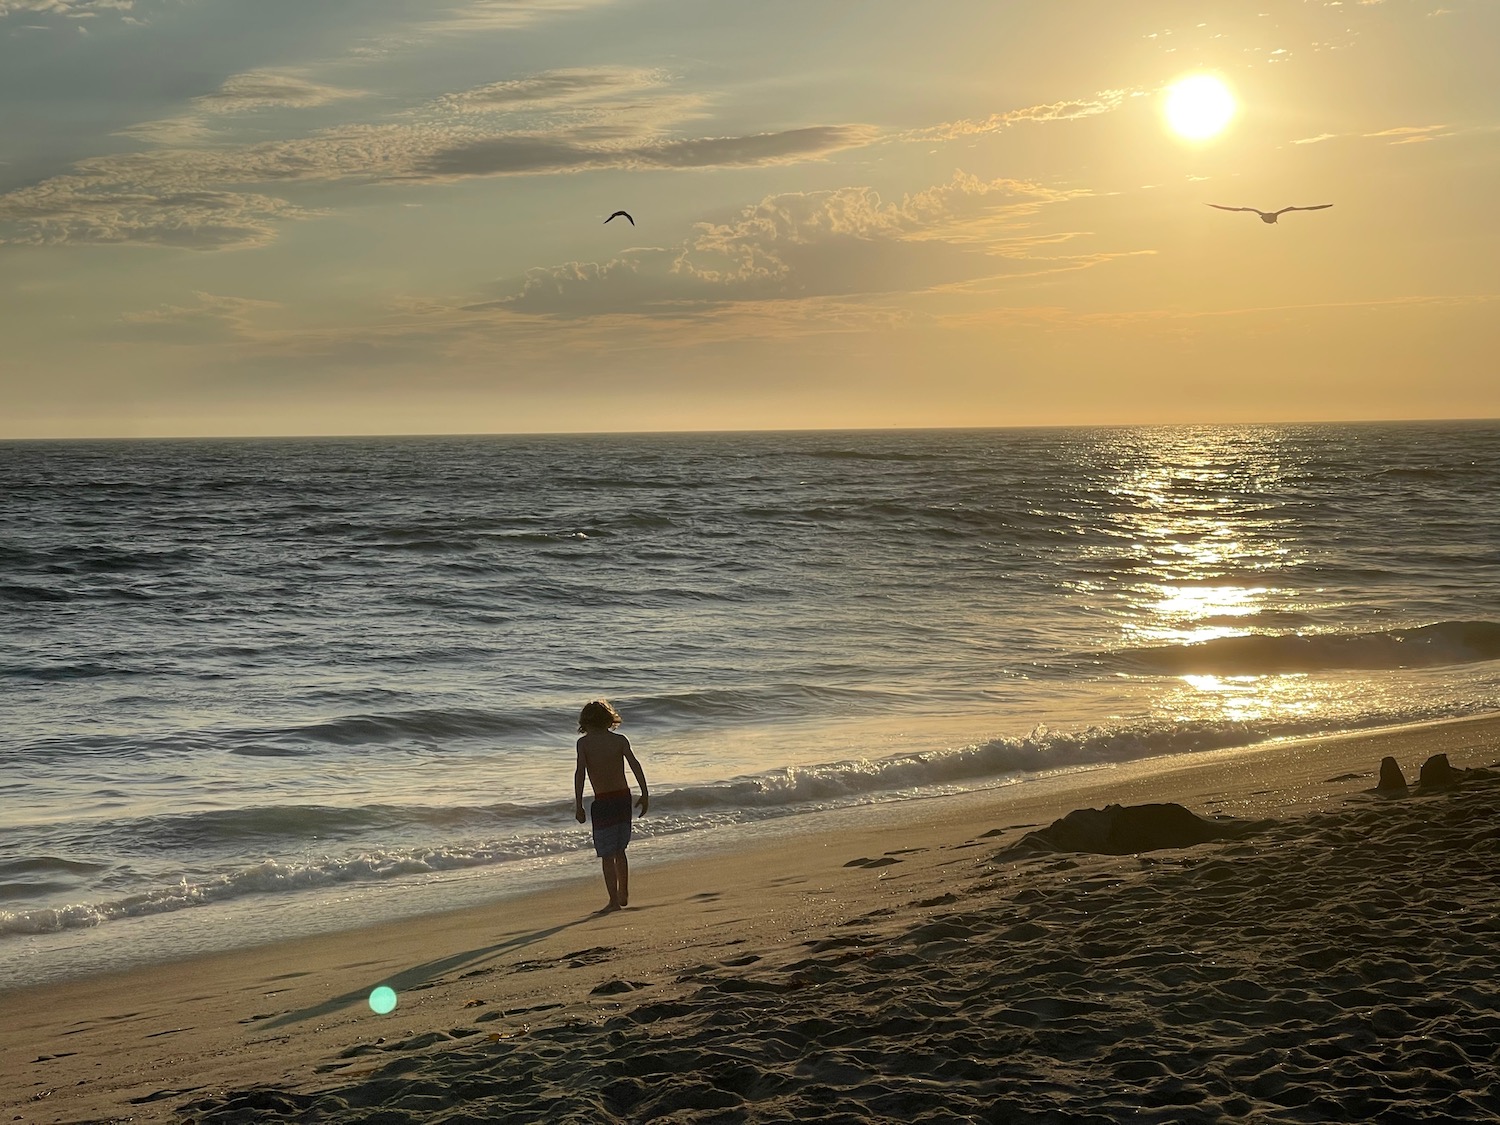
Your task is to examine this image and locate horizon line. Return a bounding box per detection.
[3,415,1499,444]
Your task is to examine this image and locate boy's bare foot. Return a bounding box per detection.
[597,901,622,914]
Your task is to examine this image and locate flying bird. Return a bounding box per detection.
[1207,203,1332,224]
[604,210,635,226]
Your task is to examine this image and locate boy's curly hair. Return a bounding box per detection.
[578,699,623,733]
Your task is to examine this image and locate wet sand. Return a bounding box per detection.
[5,714,1499,1124]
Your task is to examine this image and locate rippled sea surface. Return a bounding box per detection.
[3,423,1498,982]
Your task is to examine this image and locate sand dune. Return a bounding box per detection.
[6,717,1500,1124]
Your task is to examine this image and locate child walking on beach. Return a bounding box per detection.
[574,700,649,913]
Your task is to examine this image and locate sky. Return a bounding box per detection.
[1,0,1497,438]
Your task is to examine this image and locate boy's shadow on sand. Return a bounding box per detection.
[259,912,602,1030]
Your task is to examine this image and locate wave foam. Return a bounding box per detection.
[0,838,569,936]
[5,704,1486,939]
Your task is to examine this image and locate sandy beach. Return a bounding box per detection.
[6,715,1500,1124]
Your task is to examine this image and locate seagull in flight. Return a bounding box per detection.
[604,210,634,226]
[1207,203,1332,224]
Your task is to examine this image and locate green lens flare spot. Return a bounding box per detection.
[369,986,398,1015]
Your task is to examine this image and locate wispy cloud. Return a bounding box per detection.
[193,71,369,113]
[423,0,619,32]
[0,178,317,250]
[114,115,219,146]
[325,1,629,64]
[0,0,133,17]
[108,172,1113,366]
[423,66,710,155]
[136,170,1176,390]
[1,64,874,250]
[438,67,669,114]
[904,89,1133,143]
[1293,123,1455,145]
[115,70,371,146]
[413,125,873,180]
[1364,124,1455,144]
[455,172,1098,319]
[117,291,284,342]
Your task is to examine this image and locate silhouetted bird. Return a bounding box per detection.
[1207,203,1332,224]
[604,210,634,226]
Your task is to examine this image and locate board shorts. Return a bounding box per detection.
[590,790,633,858]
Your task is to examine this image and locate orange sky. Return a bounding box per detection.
[2,0,1497,437]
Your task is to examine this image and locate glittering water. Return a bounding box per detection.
[3,423,1498,982]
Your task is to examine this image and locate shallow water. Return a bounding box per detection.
[3,422,1498,982]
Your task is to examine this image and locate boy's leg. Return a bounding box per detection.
[600,855,621,909]
[615,851,629,907]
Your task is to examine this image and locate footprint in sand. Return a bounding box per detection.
[512,945,615,973]
[976,824,1040,840]
[914,892,960,908]
[128,1086,205,1105]
[565,946,615,967]
[590,979,652,996]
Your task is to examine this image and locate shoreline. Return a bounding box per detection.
[10,707,1495,992]
[8,700,1497,986]
[6,712,1500,1122]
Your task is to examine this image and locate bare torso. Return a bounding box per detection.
[577,729,632,794]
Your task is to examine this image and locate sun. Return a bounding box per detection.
[1163,75,1236,141]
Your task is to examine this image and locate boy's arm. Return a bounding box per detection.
[624,744,649,816]
[574,746,587,823]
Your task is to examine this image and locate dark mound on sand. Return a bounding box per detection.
[1415,752,1498,789]
[999,802,1260,858]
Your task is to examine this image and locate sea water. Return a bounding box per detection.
[3,423,1498,985]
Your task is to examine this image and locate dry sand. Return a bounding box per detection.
[5,715,1500,1124]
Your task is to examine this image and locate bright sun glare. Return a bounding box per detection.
[1163,75,1236,141]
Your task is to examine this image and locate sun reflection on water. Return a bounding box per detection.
[1146,584,1270,646]
[1095,426,1343,724]
[1175,673,1328,724]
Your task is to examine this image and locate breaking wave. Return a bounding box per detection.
[5,703,1475,938]
[1101,621,1500,677]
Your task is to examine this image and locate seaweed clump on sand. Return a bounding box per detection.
[995,802,1262,859]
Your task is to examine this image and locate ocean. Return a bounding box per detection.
[3,422,1498,987]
